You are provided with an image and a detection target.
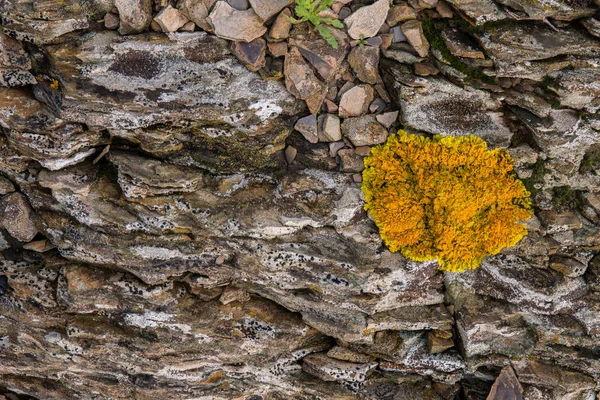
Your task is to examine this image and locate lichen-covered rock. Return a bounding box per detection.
[382,60,512,148]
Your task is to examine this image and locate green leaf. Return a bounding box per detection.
[321,17,343,28]
[316,25,338,49]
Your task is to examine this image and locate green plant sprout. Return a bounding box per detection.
[289,0,345,49]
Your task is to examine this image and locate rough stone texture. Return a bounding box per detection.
[348,45,380,84]
[487,366,523,400]
[344,0,390,40]
[153,5,190,33]
[381,60,513,148]
[1,0,600,398]
[208,1,267,42]
[115,0,153,35]
[249,0,293,21]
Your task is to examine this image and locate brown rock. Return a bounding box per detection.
[267,41,288,57]
[387,5,418,26]
[427,331,454,354]
[269,8,292,40]
[354,146,371,156]
[289,23,349,82]
[249,0,293,21]
[348,46,380,84]
[0,176,15,195]
[327,346,375,363]
[179,21,196,32]
[329,141,346,157]
[230,38,267,72]
[154,5,190,32]
[115,0,153,35]
[104,12,120,30]
[414,62,439,76]
[22,239,55,253]
[209,1,267,42]
[321,114,342,142]
[338,85,374,118]
[284,46,328,114]
[538,210,583,234]
[341,115,388,146]
[220,285,251,304]
[549,255,587,278]
[419,0,438,9]
[487,366,524,400]
[285,145,297,164]
[324,99,338,113]
[180,0,212,31]
[338,149,364,172]
[0,192,38,242]
[436,1,454,18]
[401,20,430,57]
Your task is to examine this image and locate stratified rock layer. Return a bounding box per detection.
[0,0,600,399]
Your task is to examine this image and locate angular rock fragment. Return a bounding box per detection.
[230,38,267,72]
[209,1,267,42]
[401,20,430,58]
[269,8,292,40]
[337,149,364,173]
[154,5,190,32]
[321,114,341,142]
[0,32,36,87]
[387,5,418,26]
[285,47,328,114]
[342,115,387,147]
[249,0,293,21]
[115,0,153,35]
[487,366,523,400]
[338,85,374,118]
[294,115,319,143]
[348,46,380,84]
[345,0,390,40]
[367,305,453,332]
[0,192,38,242]
[179,0,212,31]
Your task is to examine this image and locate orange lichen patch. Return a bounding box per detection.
[362,131,533,272]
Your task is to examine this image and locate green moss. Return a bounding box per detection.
[521,158,546,198]
[185,125,287,173]
[580,145,600,175]
[552,185,582,211]
[422,18,496,85]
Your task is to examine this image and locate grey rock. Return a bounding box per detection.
[285,46,328,114]
[445,0,506,24]
[230,38,267,72]
[367,305,453,332]
[115,0,153,35]
[341,115,388,147]
[248,0,293,21]
[345,0,390,40]
[0,192,38,242]
[302,353,378,382]
[179,0,212,31]
[382,59,513,148]
[0,0,89,44]
[294,115,319,143]
[208,1,267,42]
[41,31,302,172]
[376,111,399,128]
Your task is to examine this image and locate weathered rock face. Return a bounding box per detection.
[1,0,600,399]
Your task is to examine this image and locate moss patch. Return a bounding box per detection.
[422,19,496,85]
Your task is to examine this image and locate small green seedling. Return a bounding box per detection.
[289,0,344,49]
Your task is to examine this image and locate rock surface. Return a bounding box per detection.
[0,0,600,399]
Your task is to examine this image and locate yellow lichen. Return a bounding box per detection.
[362,131,533,272]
